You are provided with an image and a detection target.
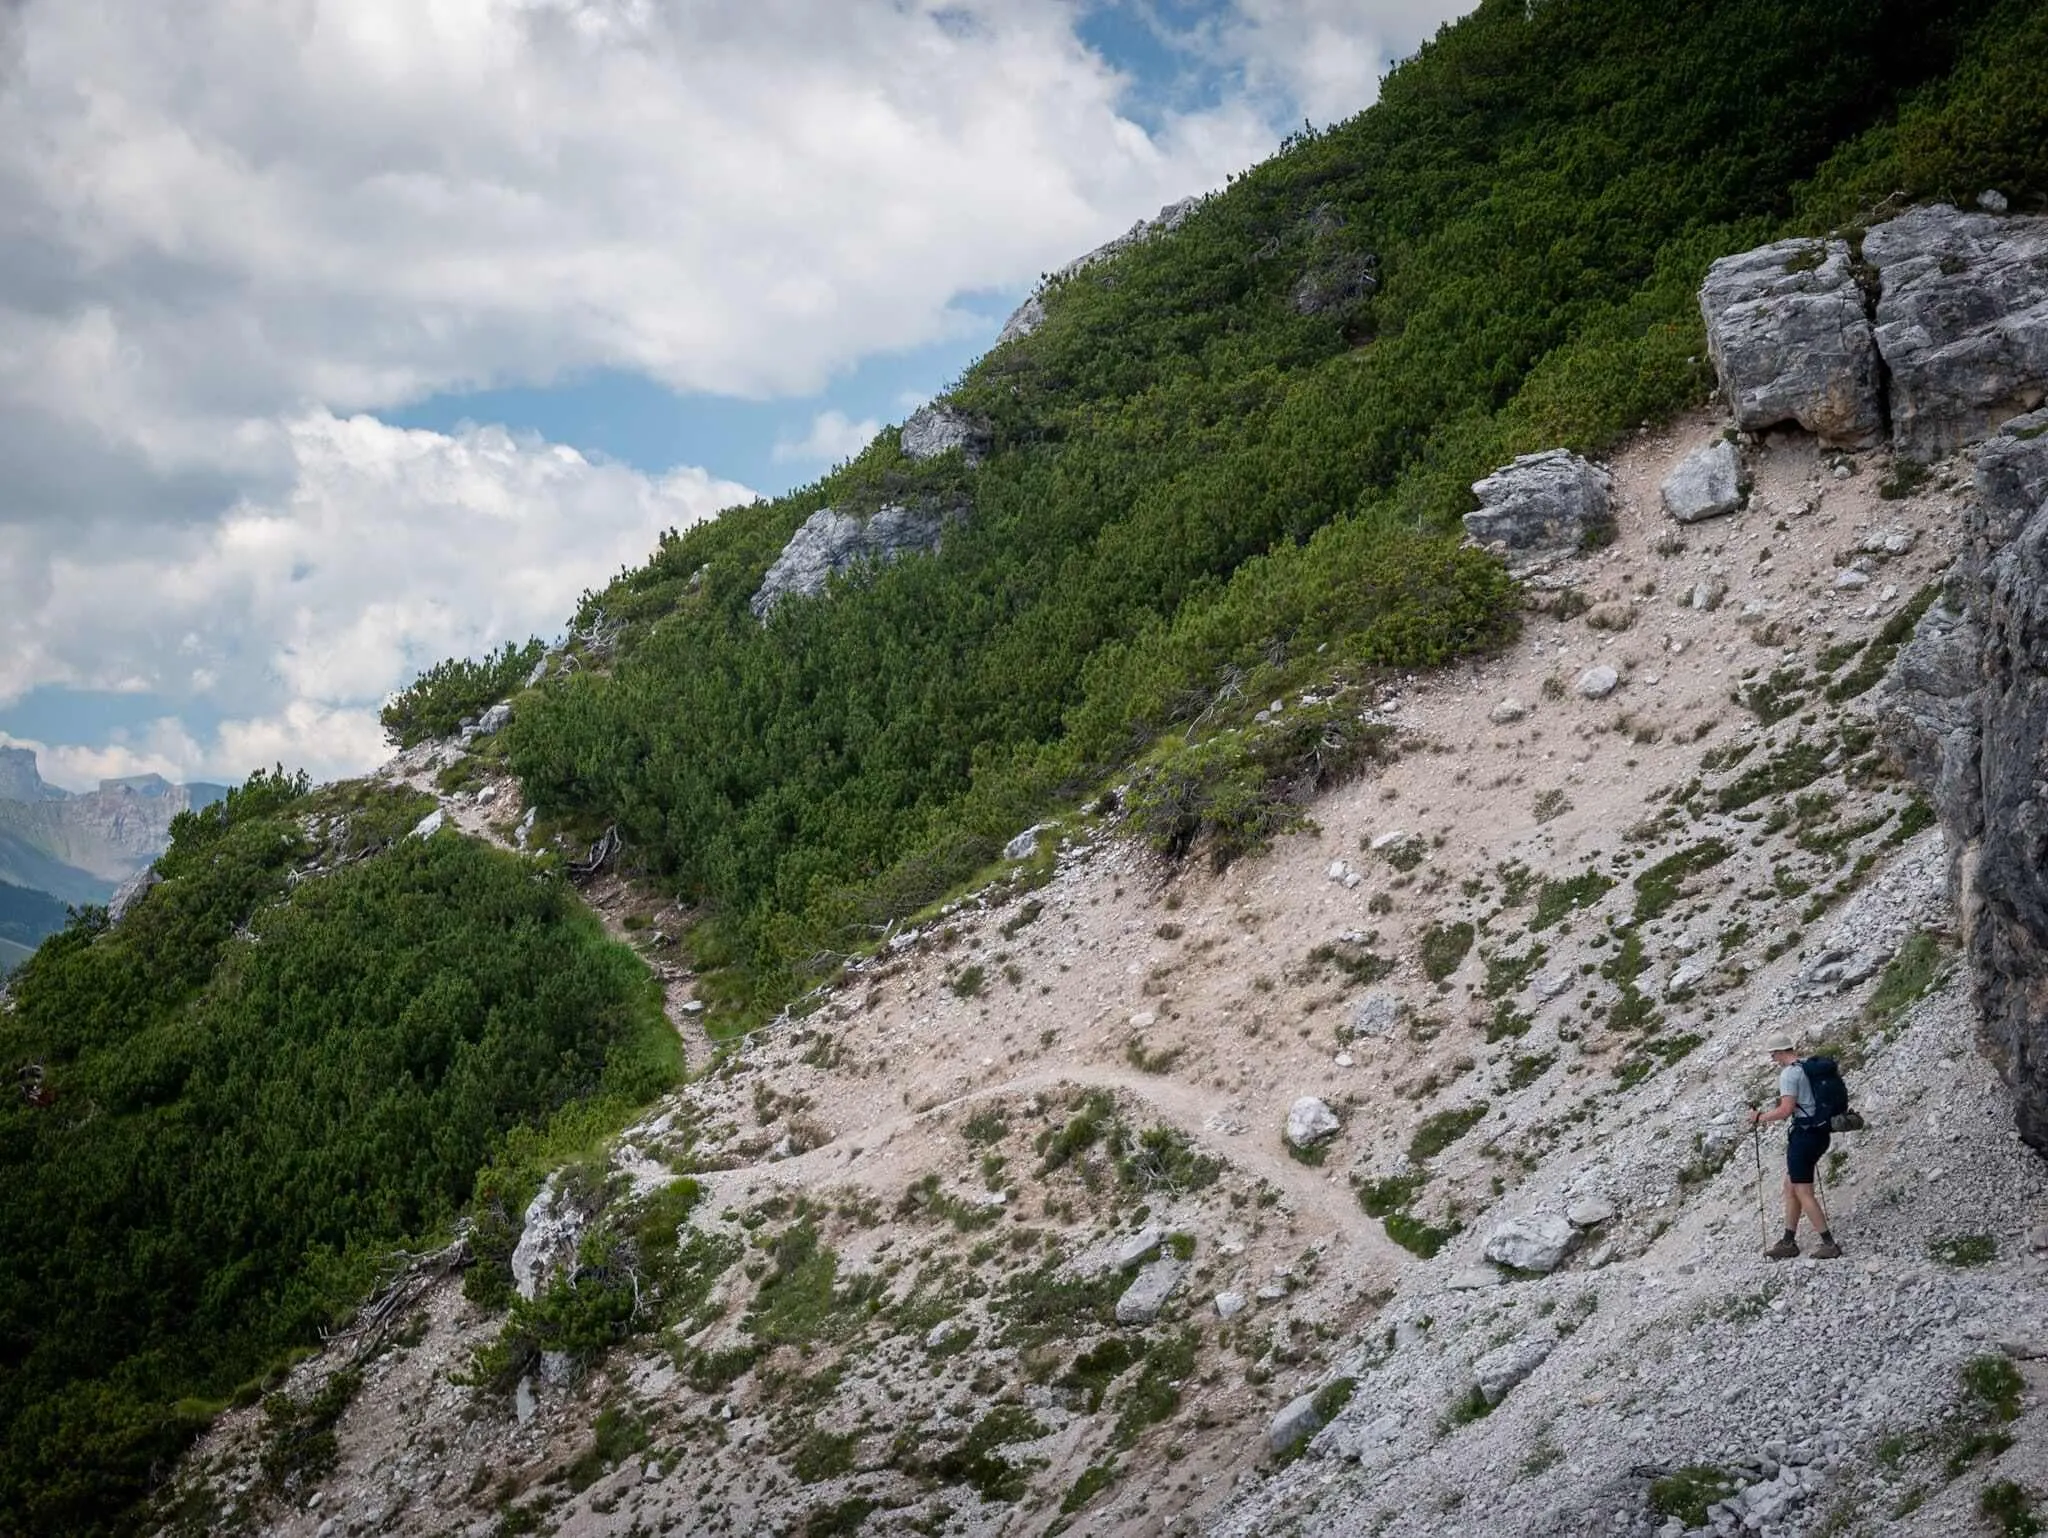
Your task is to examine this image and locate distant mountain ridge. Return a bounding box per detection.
[0,748,226,963]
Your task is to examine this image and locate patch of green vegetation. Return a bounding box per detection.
[950,964,987,998]
[999,898,1045,939]
[790,1424,859,1485]
[1867,929,1948,1021]
[1116,1125,1222,1196]
[381,637,543,748]
[1634,839,1731,920]
[1060,1339,1140,1414]
[962,1109,1010,1146]
[1443,1383,1494,1429]
[1531,871,1614,931]
[1036,1090,1117,1177]
[1878,458,1932,500]
[1124,707,1396,871]
[1735,666,1811,724]
[1713,743,1830,812]
[804,1497,884,1537]
[931,1405,1048,1503]
[1484,943,1548,1000]
[1945,1354,2028,1476]
[1928,1234,1997,1268]
[1506,1052,1556,1090]
[1649,1466,1742,1526]
[1302,937,1395,987]
[1384,1212,1463,1259]
[1420,920,1476,983]
[1111,1330,1199,1449]
[1060,1461,1119,1516]
[563,1404,652,1494]
[1356,1171,1428,1218]
[1888,794,1938,846]
[1981,1480,2043,1538]
[1409,1103,1489,1162]
[1485,1001,1535,1042]
[258,1369,362,1496]
[1825,585,1941,703]
[1614,1033,1702,1088]
[0,769,675,1533]
[998,1261,1124,1350]
[744,1223,876,1348]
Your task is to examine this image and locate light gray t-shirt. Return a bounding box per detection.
[1779,1062,1816,1121]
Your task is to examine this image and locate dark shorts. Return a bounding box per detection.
[1787,1125,1832,1185]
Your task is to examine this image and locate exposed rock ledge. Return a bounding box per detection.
[1702,203,2048,458]
[750,504,953,619]
[1888,407,2048,1151]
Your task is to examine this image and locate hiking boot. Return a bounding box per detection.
[1811,1239,1843,1260]
[1764,1238,1802,1260]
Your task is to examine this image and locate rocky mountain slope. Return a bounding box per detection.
[0,753,226,966]
[0,747,225,957]
[150,195,2048,1538]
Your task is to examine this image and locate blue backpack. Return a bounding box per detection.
[1797,1056,1855,1131]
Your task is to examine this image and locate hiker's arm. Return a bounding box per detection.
[1748,1094,1799,1127]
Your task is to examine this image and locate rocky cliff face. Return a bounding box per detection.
[1889,409,2048,1151]
[0,751,226,901]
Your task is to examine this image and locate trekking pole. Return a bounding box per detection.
[1751,1112,1770,1248]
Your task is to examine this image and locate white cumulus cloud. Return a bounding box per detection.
[0,414,753,784]
[0,0,1470,786]
[772,409,884,466]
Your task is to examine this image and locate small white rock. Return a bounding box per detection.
[1576,665,1619,699]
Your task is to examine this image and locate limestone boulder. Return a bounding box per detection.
[899,404,990,465]
[1863,206,2048,459]
[1482,1212,1576,1274]
[1698,237,1884,447]
[1115,1258,1186,1325]
[1463,450,1614,574]
[751,504,952,619]
[1474,1336,1555,1406]
[1268,1392,1327,1456]
[1284,1096,1340,1150]
[1661,439,1742,523]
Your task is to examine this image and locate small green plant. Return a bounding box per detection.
[1649,1467,1741,1526]
[1409,1103,1488,1162]
[1420,920,1476,982]
[1384,1212,1462,1258]
[1878,457,1932,500]
[1981,1480,2042,1538]
[1928,1234,1997,1267]
[951,965,987,998]
[1867,930,1947,1021]
[1532,788,1571,823]
[1633,839,1731,921]
[1531,870,1614,930]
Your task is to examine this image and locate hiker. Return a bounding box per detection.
[1746,1037,1843,1259]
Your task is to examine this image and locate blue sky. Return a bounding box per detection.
[0,0,1469,791]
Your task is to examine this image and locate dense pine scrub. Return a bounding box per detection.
[0,773,674,1535]
[439,0,2044,1025]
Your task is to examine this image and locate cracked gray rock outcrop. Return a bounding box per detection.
[1888,408,2048,1151]
[1863,204,2048,460]
[899,403,990,465]
[1463,450,1613,574]
[996,197,1199,345]
[1700,208,2048,462]
[750,504,952,619]
[1699,237,1885,448]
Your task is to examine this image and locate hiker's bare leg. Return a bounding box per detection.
[1782,1176,1801,1232]
[1791,1182,1828,1236]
